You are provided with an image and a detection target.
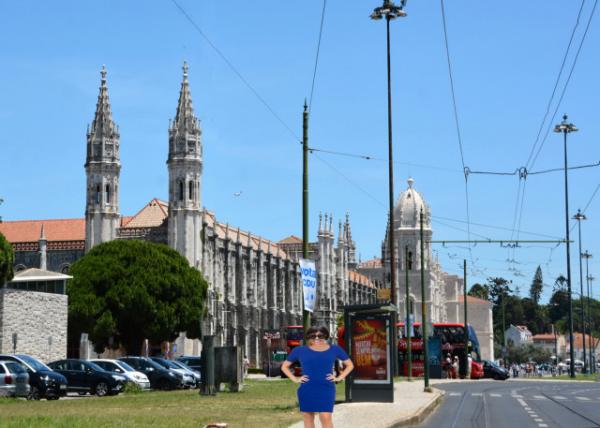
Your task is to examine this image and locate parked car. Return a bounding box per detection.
[0,354,67,400]
[0,360,30,397]
[119,357,184,390]
[170,359,201,387]
[177,356,202,373]
[48,359,126,396]
[471,360,484,379]
[150,357,195,388]
[91,359,151,390]
[482,360,509,380]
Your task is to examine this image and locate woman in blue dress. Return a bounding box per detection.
[281,326,354,428]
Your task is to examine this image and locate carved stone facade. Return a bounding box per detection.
[0,64,376,366]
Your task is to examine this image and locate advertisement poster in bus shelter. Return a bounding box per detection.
[351,317,390,384]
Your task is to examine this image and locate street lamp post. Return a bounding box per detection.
[573,209,587,373]
[582,251,593,372]
[370,0,406,307]
[554,114,578,378]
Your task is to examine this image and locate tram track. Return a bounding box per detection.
[540,390,600,427]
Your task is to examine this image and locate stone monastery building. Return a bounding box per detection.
[0,64,493,363]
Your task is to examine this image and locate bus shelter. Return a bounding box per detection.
[343,304,397,403]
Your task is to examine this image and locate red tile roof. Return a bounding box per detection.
[348,271,374,288]
[121,199,168,228]
[466,295,491,305]
[278,235,303,244]
[358,258,382,268]
[0,218,85,243]
[532,333,555,341]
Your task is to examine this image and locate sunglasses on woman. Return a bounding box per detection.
[308,333,326,339]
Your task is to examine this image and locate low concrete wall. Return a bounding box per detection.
[0,288,67,362]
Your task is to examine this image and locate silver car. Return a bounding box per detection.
[0,360,30,397]
[91,359,151,390]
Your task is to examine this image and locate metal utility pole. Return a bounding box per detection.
[370,0,406,306]
[420,208,430,391]
[463,259,468,378]
[554,114,578,378]
[302,101,311,334]
[590,274,596,373]
[405,245,412,381]
[582,251,593,372]
[574,209,587,372]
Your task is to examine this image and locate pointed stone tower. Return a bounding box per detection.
[85,66,121,251]
[167,62,203,268]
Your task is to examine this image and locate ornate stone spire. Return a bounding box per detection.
[39,224,47,241]
[171,61,200,136]
[87,65,120,163]
[338,220,344,245]
[329,213,334,237]
[318,212,323,236]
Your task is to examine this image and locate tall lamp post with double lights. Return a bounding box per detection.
[370,0,406,308]
[573,209,587,373]
[554,114,578,378]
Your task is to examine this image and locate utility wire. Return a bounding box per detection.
[440,0,473,263]
[529,0,598,170]
[524,0,587,170]
[309,0,327,111]
[170,0,300,142]
[465,161,600,177]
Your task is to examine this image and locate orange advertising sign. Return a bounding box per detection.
[351,318,390,383]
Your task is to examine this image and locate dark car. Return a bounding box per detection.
[150,357,195,388]
[0,354,67,400]
[482,360,510,380]
[119,356,184,390]
[48,359,126,396]
[177,356,202,372]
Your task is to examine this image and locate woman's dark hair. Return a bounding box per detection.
[306,326,330,340]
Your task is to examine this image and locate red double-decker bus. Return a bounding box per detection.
[397,322,483,379]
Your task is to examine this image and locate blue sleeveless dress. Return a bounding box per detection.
[286,345,350,413]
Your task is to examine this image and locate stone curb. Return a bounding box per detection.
[387,389,444,428]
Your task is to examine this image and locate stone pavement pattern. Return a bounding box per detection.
[288,381,441,428]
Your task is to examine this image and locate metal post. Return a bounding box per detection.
[554,115,577,378]
[575,210,587,373]
[463,259,468,378]
[590,274,596,373]
[583,251,593,372]
[302,101,311,334]
[405,245,411,381]
[386,15,396,307]
[420,208,430,391]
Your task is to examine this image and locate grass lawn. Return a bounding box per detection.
[0,380,346,428]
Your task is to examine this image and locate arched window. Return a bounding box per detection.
[188,180,193,201]
[105,184,110,204]
[178,180,184,201]
[408,251,413,270]
[408,297,414,315]
[95,185,101,204]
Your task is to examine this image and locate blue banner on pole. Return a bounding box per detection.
[299,259,317,313]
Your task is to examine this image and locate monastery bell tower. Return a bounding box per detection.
[85,66,121,251]
[167,62,203,267]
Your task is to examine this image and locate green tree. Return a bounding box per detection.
[468,283,489,300]
[529,266,544,305]
[68,240,208,354]
[0,232,14,285]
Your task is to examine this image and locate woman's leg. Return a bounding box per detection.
[303,412,316,428]
[318,412,333,428]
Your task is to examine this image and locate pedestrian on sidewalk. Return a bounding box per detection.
[281,326,354,428]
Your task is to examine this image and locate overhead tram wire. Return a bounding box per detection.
[524,0,587,170]
[529,0,599,171]
[309,0,327,111]
[440,0,474,263]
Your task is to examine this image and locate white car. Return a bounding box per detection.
[0,360,30,397]
[91,359,151,390]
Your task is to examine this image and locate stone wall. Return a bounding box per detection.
[0,289,68,363]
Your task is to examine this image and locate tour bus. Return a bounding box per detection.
[285,325,304,354]
[397,322,483,379]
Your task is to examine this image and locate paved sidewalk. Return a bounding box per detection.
[288,381,442,428]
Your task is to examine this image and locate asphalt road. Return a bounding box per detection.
[417,380,600,428]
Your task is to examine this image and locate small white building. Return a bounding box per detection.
[532,332,566,361]
[505,324,532,347]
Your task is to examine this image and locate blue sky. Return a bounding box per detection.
[1,1,598,302]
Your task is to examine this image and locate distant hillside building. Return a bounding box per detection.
[505,325,533,347]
